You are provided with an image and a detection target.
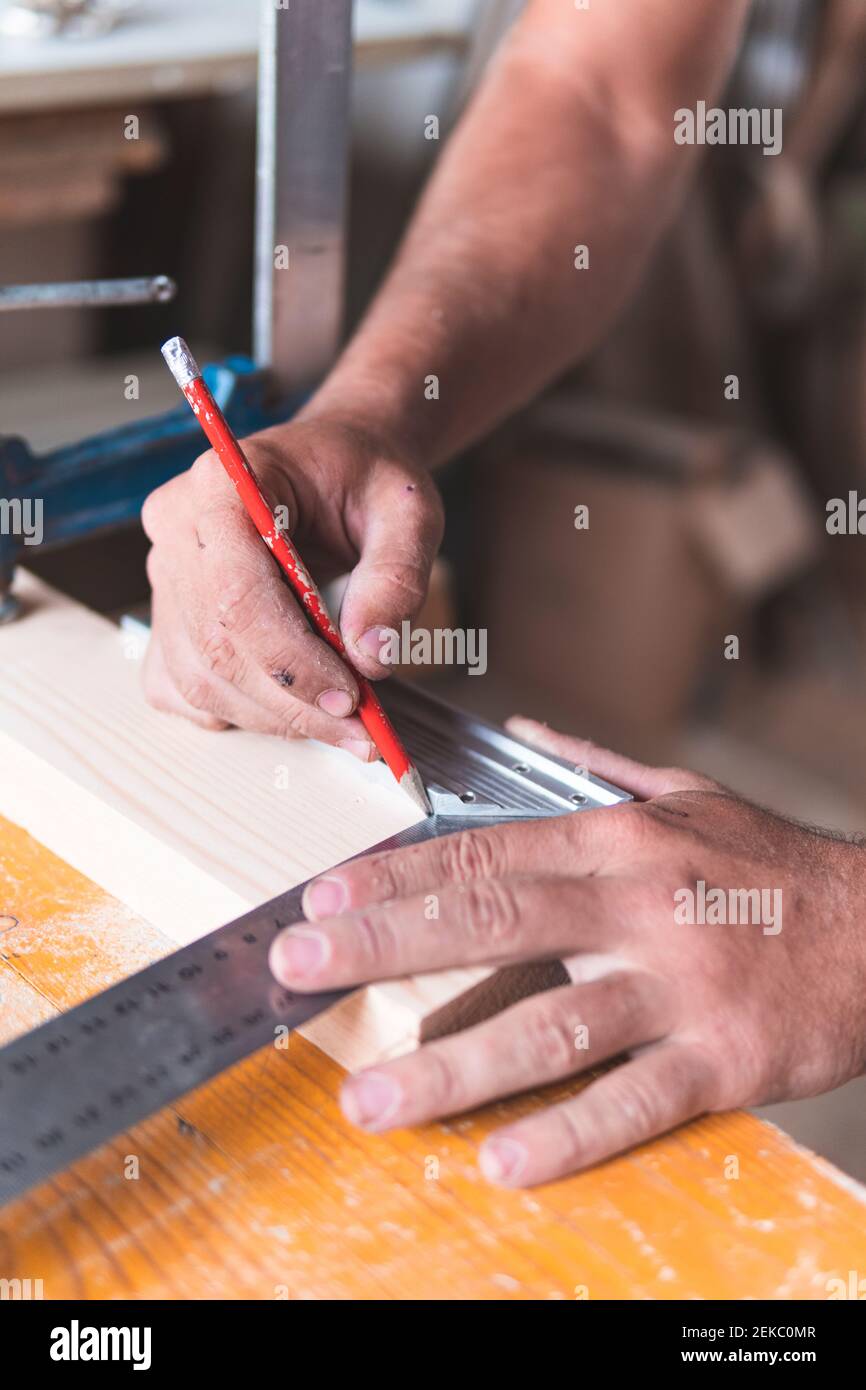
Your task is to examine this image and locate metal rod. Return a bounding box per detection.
[254,0,354,390]
[0,275,177,313]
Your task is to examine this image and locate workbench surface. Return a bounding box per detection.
[2,812,865,1300]
[0,0,472,113]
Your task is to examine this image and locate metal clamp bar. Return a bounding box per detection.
[0,276,176,313]
[254,0,354,389]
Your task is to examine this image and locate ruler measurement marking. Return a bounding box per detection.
[1,726,629,1206]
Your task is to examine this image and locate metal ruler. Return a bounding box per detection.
[0,684,629,1207]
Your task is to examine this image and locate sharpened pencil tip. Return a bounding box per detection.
[400,765,434,816]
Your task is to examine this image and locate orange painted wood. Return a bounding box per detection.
[2,811,865,1300]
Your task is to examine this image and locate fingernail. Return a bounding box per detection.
[318,688,354,718]
[303,876,347,920]
[342,1071,401,1129]
[479,1137,527,1186]
[272,927,329,979]
[357,626,390,663]
[339,738,374,762]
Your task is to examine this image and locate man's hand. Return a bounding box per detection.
[139,0,749,749]
[141,417,443,752]
[270,719,866,1187]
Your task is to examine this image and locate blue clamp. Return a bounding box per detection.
[0,356,303,621]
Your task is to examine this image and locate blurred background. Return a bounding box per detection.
[1,0,865,1177]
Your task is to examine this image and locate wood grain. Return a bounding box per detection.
[0,574,557,1068]
[2,813,866,1300]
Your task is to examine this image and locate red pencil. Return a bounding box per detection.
[161,335,432,815]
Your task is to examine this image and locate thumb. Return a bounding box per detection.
[505,716,715,801]
[340,475,444,677]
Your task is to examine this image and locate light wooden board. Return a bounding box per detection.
[0,575,423,931]
[0,573,546,1068]
[2,813,866,1300]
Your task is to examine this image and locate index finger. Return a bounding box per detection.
[271,873,627,991]
[301,807,631,922]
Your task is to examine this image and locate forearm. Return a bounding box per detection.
[303,0,749,465]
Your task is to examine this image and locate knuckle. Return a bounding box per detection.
[688,1034,742,1109]
[175,670,216,712]
[145,547,160,588]
[520,1004,578,1075]
[141,487,168,540]
[349,910,396,977]
[679,1047,716,1107]
[664,766,718,793]
[241,434,284,475]
[606,1071,661,1135]
[200,628,242,681]
[548,1102,590,1166]
[216,575,261,637]
[368,558,428,610]
[615,972,657,1034]
[419,1045,462,1112]
[439,830,498,883]
[356,856,401,905]
[599,968,645,1022]
[461,879,520,947]
[619,802,670,848]
[189,450,225,490]
[277,701,313,739]
[661,765,693,787]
